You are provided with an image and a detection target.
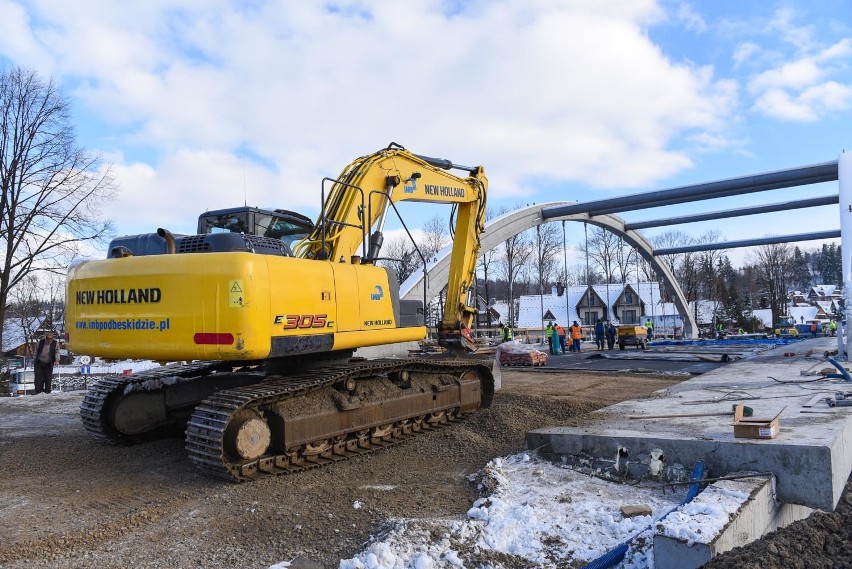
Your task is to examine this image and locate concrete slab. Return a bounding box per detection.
[527,336,852,511]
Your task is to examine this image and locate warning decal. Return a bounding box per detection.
[229,280,244,307]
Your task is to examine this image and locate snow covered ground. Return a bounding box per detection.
[270,453,752,569]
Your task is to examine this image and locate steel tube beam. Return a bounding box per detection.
[624,195,840,230]
[543,161,838,218]
[655,230,841,256]
[839,152,852,357]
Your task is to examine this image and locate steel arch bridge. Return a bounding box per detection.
[400,202,699,339]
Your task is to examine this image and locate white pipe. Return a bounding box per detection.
[839,151,852,357]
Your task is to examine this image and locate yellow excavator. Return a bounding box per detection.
[66,143,495,481]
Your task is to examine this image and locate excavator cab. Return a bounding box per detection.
[197,207,313,249]
[104,206,314,259]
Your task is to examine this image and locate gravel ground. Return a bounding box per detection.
[0,368,849,569]
[703,478,852,569]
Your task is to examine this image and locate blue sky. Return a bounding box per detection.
[1,0,850,265]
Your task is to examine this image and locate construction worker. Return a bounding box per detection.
[606,320,616,350]
[569,321,582,353]
[500,322,513,343]
[555,322,567,354]
[810,321,817,338]
[594,319,605,350]
[830,320,837,337]
[545,322,554,353]
[550,322,560,355]
[645,319,654,340]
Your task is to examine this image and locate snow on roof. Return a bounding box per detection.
[2,317,39,353]
[789,305,821,322]
[809,284,838,297]
[490,302,509,322]
[753,306,822,328]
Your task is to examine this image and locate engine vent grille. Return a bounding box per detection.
[174,234,292,256]
[177,235,211,253]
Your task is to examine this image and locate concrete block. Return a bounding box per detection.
[525,338,852,510]
[653,476,812,569]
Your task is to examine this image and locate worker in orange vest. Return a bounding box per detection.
[570,321,583,353]
[570,321,582,352]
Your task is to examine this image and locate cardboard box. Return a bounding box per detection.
[733,404,782,439]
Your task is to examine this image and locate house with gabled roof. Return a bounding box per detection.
[808,285,841,303]
[516,282,684,336]
[2,315,65,360]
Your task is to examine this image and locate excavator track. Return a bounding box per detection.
[80,361,235,444]
[186,358,494,481]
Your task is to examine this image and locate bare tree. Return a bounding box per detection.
[477,207,501,328]
[750,242,793,327]
[421,214,450,262]
[579,226,624,284]
[534,222,562,291]
[565,262,602,286]
[7,274,41,357]
[614,242,638,285]
[0,67,114,349]
[499,229,533,326]
[652,230,692,278]
[379,234,420,284]
[696,230,728,311]
[652,230,700,325]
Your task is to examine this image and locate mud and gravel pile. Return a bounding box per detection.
[704,476,852,569]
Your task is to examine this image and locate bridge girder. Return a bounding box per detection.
[400,202,698,339]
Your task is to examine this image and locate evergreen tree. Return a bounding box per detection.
[789,247,811,291]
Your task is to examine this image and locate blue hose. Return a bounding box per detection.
[580,461,705,569]
[826,357,852,382]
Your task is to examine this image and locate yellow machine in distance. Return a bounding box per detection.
[67,144,494,481]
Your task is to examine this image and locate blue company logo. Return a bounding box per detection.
[371,285,384,300]
[403,178,416,194]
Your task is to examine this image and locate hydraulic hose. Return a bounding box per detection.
[580,461,705,569]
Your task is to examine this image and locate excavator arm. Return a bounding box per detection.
[293,143,487,350]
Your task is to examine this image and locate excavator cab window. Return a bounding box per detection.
[200,213,249,234]
[197,207,314,249]
[255,214,312,247]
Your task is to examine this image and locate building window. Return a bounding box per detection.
[623,292,634,304]
[583,311,598,325]
[622,310,637,324]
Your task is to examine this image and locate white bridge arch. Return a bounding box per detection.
[400,202,698,339]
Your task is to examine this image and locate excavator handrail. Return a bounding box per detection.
[293,176,367,260]
[366,188,429,315]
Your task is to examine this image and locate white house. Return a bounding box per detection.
[516,282,683,336]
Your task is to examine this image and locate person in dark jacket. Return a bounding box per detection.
[34,330,60,394]
[594,319,605,350]
[606,321,617,350]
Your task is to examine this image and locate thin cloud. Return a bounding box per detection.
[748,38,852,122]
[676,2,707,33]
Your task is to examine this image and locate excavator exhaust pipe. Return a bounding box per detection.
[157,227,176,254]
